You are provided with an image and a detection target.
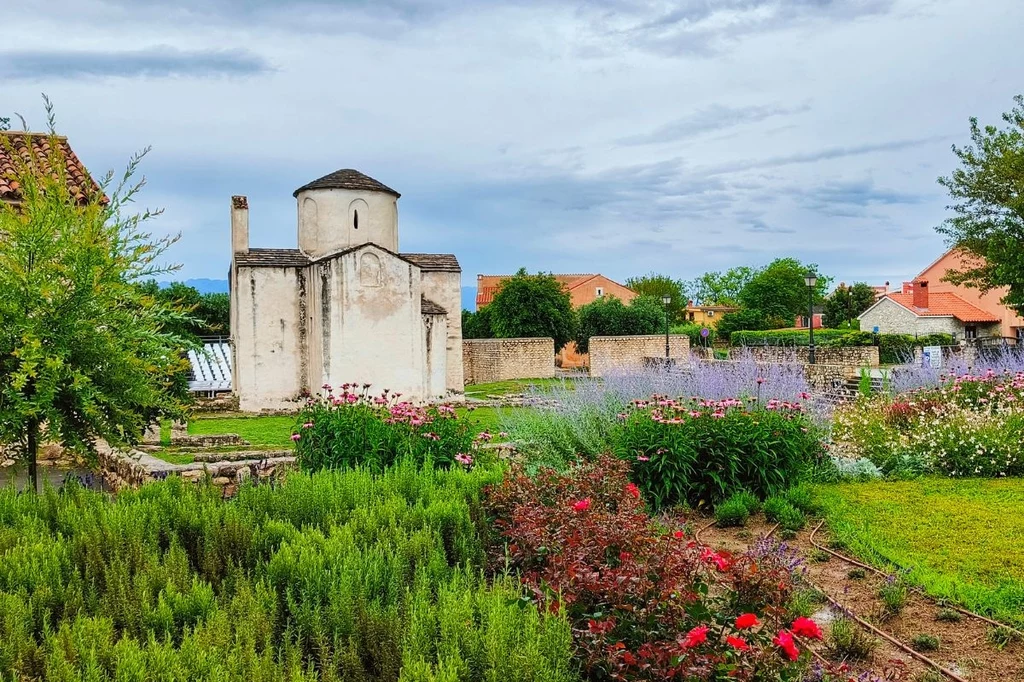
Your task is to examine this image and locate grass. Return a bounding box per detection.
[188,415,298,448]
[815,477,1024,627]
[153,452,196,465]
[463,378,573,400]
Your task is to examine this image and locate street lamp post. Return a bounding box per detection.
[804,271,818,364]
[661,294,672,362]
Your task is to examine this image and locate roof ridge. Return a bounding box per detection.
[0,130,69,140]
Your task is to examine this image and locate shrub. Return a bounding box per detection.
[293,385,479,472]
[671,322,717,348]
[783,484,819,515]
[486,455,816,680]
[878,577,909,620]
[987,625,1023,649]
[847,568,867,580]
[0,465,575,680]
[762,497,806,531]
[827,617,877,660]
[715,496,751,527]
[935,608,962,623]
[731,489,762,515]
[616,396,823,509]
[730,329,855,347]
[910,634,940,652]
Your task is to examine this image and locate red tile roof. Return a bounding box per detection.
[0,131,101,204]
[886,292,1000,323]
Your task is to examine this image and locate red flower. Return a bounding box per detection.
[726,635,749,651]
[572,498,591,512]
[625,482,641,499]
[773,629,800,661]
[735,613,760,630]
[621,651,637,666]
[619,550,633,562]
[673,530,684,539]
[791,617,823,640]
[682,625,709,649]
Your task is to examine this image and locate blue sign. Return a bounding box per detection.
[700,327,710,338]
[873,326,880,334]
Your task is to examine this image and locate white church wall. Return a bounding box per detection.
[420,269,464,393]
[234,266,308,411]
[423,313,448,400]
[327,246,431,400]
[296,187,398,258]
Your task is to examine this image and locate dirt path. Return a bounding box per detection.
[697,517,1024,681]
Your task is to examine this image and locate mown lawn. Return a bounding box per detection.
[189,415,298,448]
[815,477,1024,626]
[464,378,574,400]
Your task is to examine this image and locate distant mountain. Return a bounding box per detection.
[161,279,229,294]
[461,287,476,312]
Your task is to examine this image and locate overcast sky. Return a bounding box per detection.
[3,0,1021,293]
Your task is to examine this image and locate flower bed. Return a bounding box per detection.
[614,395,824,508]
[293,384,487,472]
[833,370,1024,477]
[486,456,824,681]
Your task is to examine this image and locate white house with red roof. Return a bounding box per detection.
[858,278,1001,341]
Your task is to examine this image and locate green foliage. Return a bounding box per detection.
[574,295,665,353]
[815,478,1024,627]
[686,266,756,307]
[910,634,940,652]
[294,389,478,472]
[0,466,576,681]
[616,400,823,509]
[489,269,577,350]
[826,618,877,661]
[987,625,1023,650]
[738,258,831,322]
[935,608,962,623]
[624,273,687,320]
[730,328,860,347]
[936,94,1024,314]
[786,588,823,619]
[0,105,196,491]
[783,483,819,515]
[138,281,230,339]
[847,568,867,580]
[713,496,750,527]
[878,578,909,619]
[728,328,954,364]
[670,323,717,347]
[461,305,494,339]
[762,497,806,532]
[716,309,772,341]
[823,282,877,328]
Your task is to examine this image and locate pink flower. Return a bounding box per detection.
[302,422,314,429]
[756,377,765,385]
[290,433,301,442]
[572,498,592,512]
[454,453,474,467]
[681,625,709,649]
[637,455,650,462]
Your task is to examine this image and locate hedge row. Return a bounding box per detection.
[731,330,955,364]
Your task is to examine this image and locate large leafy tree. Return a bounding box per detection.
[461,306,494,339]
[738,258,831,324]
[138,281,230,339]
[488,269,577,350]
[575,295,665,353]
[823,282,877,328]
[0,110,195,491]
[936,94,1024,312]
[687,266,756,306]
[624,273,687,321]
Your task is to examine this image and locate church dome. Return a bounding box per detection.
[293,169,400,198]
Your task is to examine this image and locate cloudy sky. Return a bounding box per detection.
[3,0,1021,297]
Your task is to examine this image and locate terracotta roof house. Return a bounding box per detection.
[0,131,101,204]
[858,279,1001,340]
[475,273,636,310]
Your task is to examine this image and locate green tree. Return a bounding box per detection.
[0,114,195,491]
[738,258,831,323]
[624,273,687,320]
[716,309,771,341]
[823,282,876,328]
[936,94,1024,313]
[574,295,665,353]
[462,306,494,339]
[488,269,577,350]
[687,266,756,306]
[138,282,230,339]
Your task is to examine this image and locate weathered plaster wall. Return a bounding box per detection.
[588,335,690,378]
[420,269,464,392]
[296,187,399,258]
[462,338,555,385]
[423,313,448,399]
[234,266,307,411]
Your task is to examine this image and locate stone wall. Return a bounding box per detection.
[742,346,880,368]
[589,335,690,378]
[462,338,555,385]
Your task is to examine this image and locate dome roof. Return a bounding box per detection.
[293,169,400,198]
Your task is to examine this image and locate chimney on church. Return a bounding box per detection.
[231,195,249,254]
[913,279,929,309]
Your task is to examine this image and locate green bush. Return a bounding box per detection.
[762,497,807,531]
[730,328,856,347]
[616,399,823,509]
[0,467,576,681]
[670,322,717,348]
[911,634,940,652]
[783,483,819,515]
[294,388,478,472]
[730,489,761,515]
[714,496,750,527]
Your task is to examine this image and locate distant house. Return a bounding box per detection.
[475,273,636,310]
[858,279,1001,340]
[793,307,824,330]
[475,273,637,368]
[683,301,738,329]
[914,249,1024,341]
[0,130,100,205]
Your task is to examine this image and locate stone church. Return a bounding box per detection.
[229,169,462,411]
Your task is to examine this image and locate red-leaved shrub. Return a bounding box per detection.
[486,455,816,681]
